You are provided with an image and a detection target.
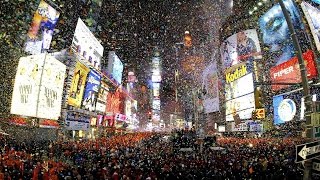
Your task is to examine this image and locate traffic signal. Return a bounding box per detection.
[184,31,192,47]
[148,111,152,121]
[252,110,257,120]
[254,87,264,108]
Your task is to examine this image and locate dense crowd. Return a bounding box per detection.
[0,130,310,180]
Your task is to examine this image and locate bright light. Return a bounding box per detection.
[185,31,190,34]
[249,11,253,15]
[249,143,253,147]
[258,2,262,6]
[253,7,258,10]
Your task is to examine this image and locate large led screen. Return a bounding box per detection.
[225,73,254,101]
[25,0,60,54]
[37,55,66,120]
[225,93,255,121]
[65,111,90,130]
[82,70,101,111]
[220,29,262,70]
[11,55,44,117]
[107,51,124,84]
[202,61,219,113]
[259,0,304,66]
[68,61,90,108]
[105,88,122,114]
[71,18,104,70]
[301,1,320,52]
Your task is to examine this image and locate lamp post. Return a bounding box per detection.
[276,0,313,179]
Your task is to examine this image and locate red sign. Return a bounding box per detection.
[270,50,318,91]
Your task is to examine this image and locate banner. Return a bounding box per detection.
[202,61,219,113]
[37,55,66,120]
[270,50,318,91]
[301,1,320,51]
[82,70,101,111]
[259,0,305,66]
[65,111,90,130]
[25,0,60,54]
[68,61,90,107]
[105,88,122,115]
[96,81,108,113]
[11,54,44,117]
[220,29,262,70]
[71,18,104,70]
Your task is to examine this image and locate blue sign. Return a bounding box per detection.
[259,0,305,66]
[82,70,101,111]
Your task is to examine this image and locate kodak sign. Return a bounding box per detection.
[226,64,248,83]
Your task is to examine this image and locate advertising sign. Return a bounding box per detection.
[270,50,318,91]
[105,88,122,115]
[153,83,160,98]
[11,55,44,117]
[71,18,104,70]
[259,0,305,66]
[301,1,320,52]
[220,29,262,69]
[225,73,254,101]
[96,81,108,113]
[107,51,124,84]
[273,95,297,125]
[202,61,220,113]
[65,111,90,130]
[225,93,255,121]
[37,55,66,120]
[68,61,90,108]
[231,121,249,132]
[25,0,60,54]
[82,70,101,111]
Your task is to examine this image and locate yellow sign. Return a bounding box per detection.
[68,61,90,107]
[255,108,265,119]
[226,64,247,83]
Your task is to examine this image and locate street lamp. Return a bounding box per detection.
[275,0,313,179]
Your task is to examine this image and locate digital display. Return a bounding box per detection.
[259,0,304,66]
[273,96,297,125]
[225,93,255,121]
[225,73,254,101]
[107,51,124,84]
[25,0,60,54]
[220,29,262,70]
[301,1,320,51]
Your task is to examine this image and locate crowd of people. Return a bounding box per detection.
[0,129,312,180]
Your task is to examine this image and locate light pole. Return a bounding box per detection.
[276,0,313,179]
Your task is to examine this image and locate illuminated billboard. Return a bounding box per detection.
[153,83,160,97]
[68,61,90,108]
[225,93,255,121]
[65,111,90,130]
[259,0,304,66]
[220,29,262,70]
[273,96,297,125]
[202,61,219,113]
[301,1,320,52]
[25,0,60,54]
[37,55,66,120]
[82,70,101,111]
[11,55,44,117]
[96,81,108,113]
[71,18,104,70]
[11,54,66,120]
[225,73,254,101]
[107,51,124,84]
[105,88,122,115]
[270,50,318,91]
